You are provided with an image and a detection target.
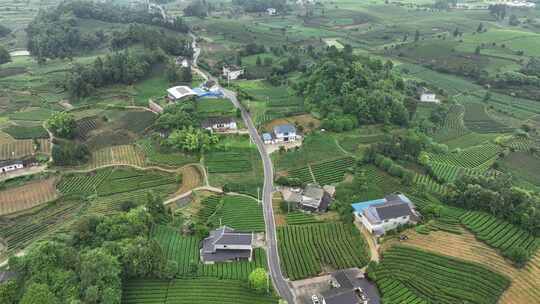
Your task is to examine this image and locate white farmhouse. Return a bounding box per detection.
[166,86,198,102]
[273,124,298,143]
[419,87,440,103]
[0,160,24,173]
[222,65,244,81]
[201,117,237,132]
[175,56,191,68]
[267,8,277,16]
[352,194,420,236]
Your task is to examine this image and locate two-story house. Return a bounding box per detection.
[352,194,420,236]
[200,226,254,264]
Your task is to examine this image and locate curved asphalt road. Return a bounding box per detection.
[189,33,295,303]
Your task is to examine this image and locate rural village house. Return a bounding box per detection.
[175,56,191,68]
[321,270,373,304]
[266,8,277,15]
[201,226,254,264]
[222,65,244,80]
[263,124,300,145]
[0,160,24,174]
[201,117,238,132]
[419,87,440,103]
[281,183,336,212]
[352,194,420,236]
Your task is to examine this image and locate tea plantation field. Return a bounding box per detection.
[374,246,510,304]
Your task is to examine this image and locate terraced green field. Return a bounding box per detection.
[278,223,368,280]
[152,225,267,280]
[374,246,510,304]
[205,150,254,173]
[209,195,265,232]
[123,278,278,304]
[461,211,539,260]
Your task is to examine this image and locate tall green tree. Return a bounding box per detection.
[248,268,268,294]
[46,112,76,138]
[0,45,10,64]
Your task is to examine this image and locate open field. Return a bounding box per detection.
[273,133,347,171]
[176,165,203,194]
[122,278,278,304]
[278,223,369,280]
[138,138,201,167]
[0,178,58,216]
[374,245,510,304]
[392,229,540,304]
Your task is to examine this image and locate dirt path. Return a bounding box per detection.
[386,229,540,304]
[355,222,380,262]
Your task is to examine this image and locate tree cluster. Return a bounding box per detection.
[165,126,219,153]
[52,140,90,166]
[66,50,166,98]
[489,4,507,20]
[364,131,432,162]
[26,1,188,62]
[0,24,11,37]
[295,49,410,128]
[232,0,287,12]
[110,24,193,57]
[46,112,76,138]
[370,154,415,186]
[183,0,214,17]
[0,45,11,65]
[0,197,175,303]
[446,174,540,236]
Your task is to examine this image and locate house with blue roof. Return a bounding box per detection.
[352,194,420,236]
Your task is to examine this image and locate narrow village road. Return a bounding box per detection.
[190,32,296,303]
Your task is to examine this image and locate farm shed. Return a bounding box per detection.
[166,86,197,102]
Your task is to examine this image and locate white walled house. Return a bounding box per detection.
[353,194,420,236]
[419,87,440,103]
[273,124,298,143]
[201,117,237,132]
[0,160,24,173]
[222,65,244,80]
[267,8,277,15]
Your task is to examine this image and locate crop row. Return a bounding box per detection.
[377,277,428,304]
[461,211,539,258]
[311,157,354,185]
[374,246,510,304]
[0,200,84,255]
[58,168,113,195]
[287,166,314,184]
[286,212,320,225]
[427,143,500,169]
[278,223,368,280]
[122,278,278,304]
[208,196,265,232]
[152,225,267,281]
[205,151,253,173]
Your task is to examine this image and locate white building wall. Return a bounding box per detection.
[214,244,252,250]
[1,164,23,172]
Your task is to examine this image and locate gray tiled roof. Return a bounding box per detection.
[0,160,23,167]
[202,226,252,254]
[322,290,358,304]
[375,202,413,221]
[273,124,296,135]
[201,117,235,128]
[201,249,252,262]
